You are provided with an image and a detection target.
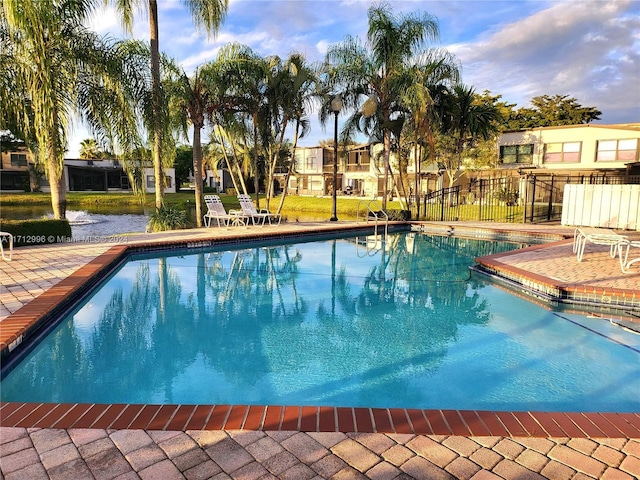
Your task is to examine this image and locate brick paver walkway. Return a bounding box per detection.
[1,222,639,479]
[2,427,639,479]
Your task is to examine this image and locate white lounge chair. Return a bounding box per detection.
[1,231,13,261]
[617,239,640,274]
[203,195,245,228]
[573,227,627,262]
[237,194,281,226]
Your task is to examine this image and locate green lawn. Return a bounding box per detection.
[0,192,404,218]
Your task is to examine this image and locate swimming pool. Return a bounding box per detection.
[1,231,639,412]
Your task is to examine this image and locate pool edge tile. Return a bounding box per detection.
[336,407,355,433]
[224,405,248,430]
[262,405,283,431]
[389,409,413,434]
[371,408,393,433]
[205,405,230,430]
[354,408,374,433]
[318,406,336,432]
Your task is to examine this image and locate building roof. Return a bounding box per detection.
[502,123,640,134]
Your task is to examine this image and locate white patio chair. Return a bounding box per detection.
[573,227,627,262]
[1,231,13,261]
[237,194,281,226]
[617,239,640,274]
[203,195,245,228]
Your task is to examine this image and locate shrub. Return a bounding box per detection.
[493,188,518,205]
[0,219,72,246]
[147,207,190,232]
[385,209,411,221]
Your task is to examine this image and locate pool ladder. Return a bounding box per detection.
[356,199,388,237]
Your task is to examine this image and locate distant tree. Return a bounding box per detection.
[174,145,193,192]
[508,94,601,129]
[0,131,26,152]
[79,138,101,159]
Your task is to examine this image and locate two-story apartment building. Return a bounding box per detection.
[279,144,388,198]
[284,147,333,196]
[279,143,443,199]
[496,123,640,179]
[276,124,640,203]
[0,148,32,191]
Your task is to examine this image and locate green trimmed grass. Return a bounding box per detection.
[0,192,403,217]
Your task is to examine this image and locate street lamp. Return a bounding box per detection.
[330,95,343,221]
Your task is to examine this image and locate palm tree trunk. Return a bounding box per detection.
[149,0,164,209]
[266,117,289,209]
[252,117,260,207]
[382,128,391,210]
[276,119,300,215]
[193,124,204,227]
[414,142,420,218]
[47,158,67,219]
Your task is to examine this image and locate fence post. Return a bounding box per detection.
[439,187,445,221]
[547,175,555,221]
[529,176,536,223]
[478,180,483,221]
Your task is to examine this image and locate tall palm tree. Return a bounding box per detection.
[2,0,142,218]
[165,61,228,227]
[400,50,459,216]
[441,84,501,186]
[325,2,444,209]
[217,43,269,207]
[267,53,321,214]
[106,0,228,210]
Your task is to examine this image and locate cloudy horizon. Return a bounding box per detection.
[68,0,640,156]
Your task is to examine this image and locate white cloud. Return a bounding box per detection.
[69,0,639,154]
[450,0,640,122]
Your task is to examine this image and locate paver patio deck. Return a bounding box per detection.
[1,221,639,479]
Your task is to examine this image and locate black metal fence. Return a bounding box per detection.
[421,173,639,224]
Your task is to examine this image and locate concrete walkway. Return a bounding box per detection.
[1,222,639,479]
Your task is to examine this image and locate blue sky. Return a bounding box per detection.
[69,0,640,156]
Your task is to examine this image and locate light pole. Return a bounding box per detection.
[330,95,343,221]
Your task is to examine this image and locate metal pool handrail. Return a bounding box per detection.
[357,199,388,237]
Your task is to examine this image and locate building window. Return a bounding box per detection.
[544,142,581,163]
[596,138,639,162]
[10,154,27,167]
[305,156,315,169]
[165,176,172,188]
[146,175,154,188]
[500,144,533,164]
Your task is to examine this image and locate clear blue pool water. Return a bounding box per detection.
[2,232,639,412]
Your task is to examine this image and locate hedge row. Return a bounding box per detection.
[0,219,72,247]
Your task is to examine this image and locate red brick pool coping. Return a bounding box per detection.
[1,402,639,438]
[474,240,640,310]
[1,225,639,438]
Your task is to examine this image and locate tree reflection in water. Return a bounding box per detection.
[2,233,532,407]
